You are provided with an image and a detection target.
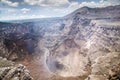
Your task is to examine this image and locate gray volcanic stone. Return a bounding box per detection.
[0,57,33,80]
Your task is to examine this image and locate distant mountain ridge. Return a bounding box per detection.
[0,5,120,80]
[65,5,120,20]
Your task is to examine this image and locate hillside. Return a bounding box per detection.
[0,5,120,80]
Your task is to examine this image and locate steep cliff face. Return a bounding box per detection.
[65,5,120,19]
[45,5,120,79]
[0,18,65,79]
[0,5,120,80]
[0,18,63,60]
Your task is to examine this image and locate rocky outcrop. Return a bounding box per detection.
[45,5,120,79]
[0,22,42,60]
[65,5,120,20]
[0,5,120,80]
[85,52,120,80]
[0,57,32,80]
[0,18,63,61]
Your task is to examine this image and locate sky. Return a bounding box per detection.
[0,0,120,20]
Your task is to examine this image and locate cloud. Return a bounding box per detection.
[100,0,120,6]
[21,8,31,14]
[0,14,50,21]
[19,14,49,19]
[52,0,120,17]
[1,0,120,21]
[53,2,79,14]
[23,0,120,8]
[30,14,50,18]
[7,8,16,12]
[24,0,70,7]
[1,0,19,7]
[68,0,120,9]
[79,0,120,8]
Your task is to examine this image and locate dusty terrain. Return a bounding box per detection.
[0,5,120,80]
[17,54,87,80]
